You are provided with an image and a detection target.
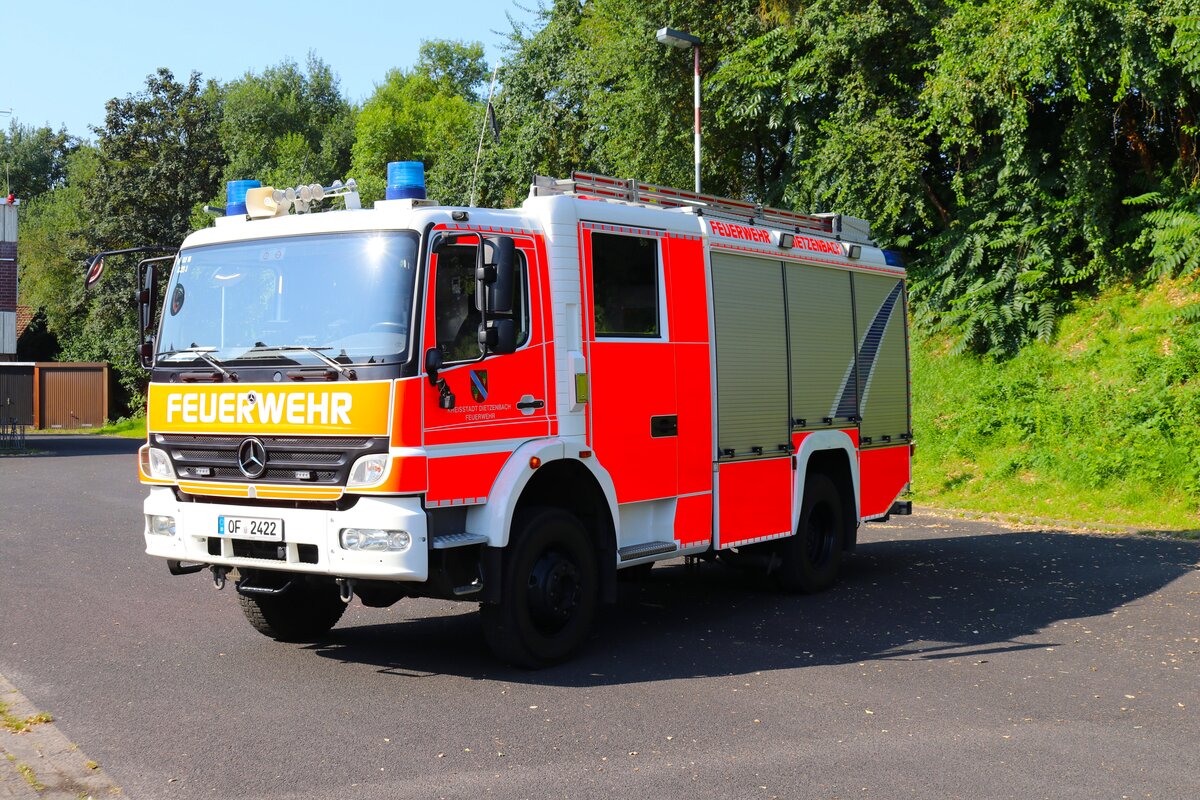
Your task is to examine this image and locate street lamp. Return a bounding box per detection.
[655,27,703,194]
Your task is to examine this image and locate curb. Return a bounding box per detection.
[910,505,1200,539]
[0,675,122,799]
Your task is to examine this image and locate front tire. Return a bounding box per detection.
[481,507,599,668]
[238,577,346,642]
[774,472,845,593]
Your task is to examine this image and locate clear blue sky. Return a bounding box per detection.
[2,0,537,137]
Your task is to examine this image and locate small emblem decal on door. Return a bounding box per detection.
[469,370,488,402]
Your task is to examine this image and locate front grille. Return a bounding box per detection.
[157,433,384,486]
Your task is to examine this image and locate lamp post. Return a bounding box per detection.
[655,27,703,194]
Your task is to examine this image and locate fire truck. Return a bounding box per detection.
[100,165,912,667]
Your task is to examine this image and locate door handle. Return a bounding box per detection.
[516,395,544,415]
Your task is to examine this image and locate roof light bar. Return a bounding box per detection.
[264,179,361,216]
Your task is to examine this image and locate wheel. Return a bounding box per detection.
[238,577,347,642]
[774,472,845,593]
[481,507,599,668]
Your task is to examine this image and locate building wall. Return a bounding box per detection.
[1,205,17,359]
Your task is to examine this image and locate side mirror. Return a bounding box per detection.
[424,347,443,387]
[480,318,517,355]
[83,255,105,288]
[137,257,169,369]
[475,237,515,314]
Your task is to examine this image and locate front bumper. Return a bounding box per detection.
[142,487,429,581]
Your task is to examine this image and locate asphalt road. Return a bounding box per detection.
[2,436,1198,799]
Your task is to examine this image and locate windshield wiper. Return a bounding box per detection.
[158,347,236,381]
[245,345,357,380]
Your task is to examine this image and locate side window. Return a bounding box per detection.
[591,232,661,338]
[435,242,529,363]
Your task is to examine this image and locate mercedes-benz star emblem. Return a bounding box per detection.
[237,438,268,479]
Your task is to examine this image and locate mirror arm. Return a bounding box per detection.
[475,234,491,356]
[83,245,178,289]
[135,255,177,369]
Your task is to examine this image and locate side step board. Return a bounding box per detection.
[430,533,489,596]
[618,541,677,562]
[431,532,490,550]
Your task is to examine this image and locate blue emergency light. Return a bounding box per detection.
[226,179,261,216]
[386,161,427,200]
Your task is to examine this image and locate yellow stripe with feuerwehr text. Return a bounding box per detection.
[148,380,393,437]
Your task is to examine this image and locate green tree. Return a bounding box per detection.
[74,69,225,411]
[219,54,355,190]
[18,147,97,344]
[915,0,1197,353]
[474,0,772,207]
[1125,7,1200,291]
[698,0,1197,354]
[351,40,487,203]
[0,119,77,200]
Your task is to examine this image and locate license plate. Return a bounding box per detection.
[217,515,284,542]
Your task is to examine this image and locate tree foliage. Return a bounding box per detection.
[0,120,77,200]
[709,0,1197,354]
[18,147,97,339]
[79,69,225,408]
[219,54,354,190]
[351,40,487,203]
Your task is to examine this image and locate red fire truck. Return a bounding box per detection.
[109,168,912,666]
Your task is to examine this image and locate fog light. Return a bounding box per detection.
[340,528,411,552]
[347,454,388,487]
[148,514,176,536]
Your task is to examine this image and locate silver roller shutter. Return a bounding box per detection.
[785,264,857,428]
[710,252,790,459]
[850,273,910,442]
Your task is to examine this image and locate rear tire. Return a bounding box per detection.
[481,507,599,668]
[775,472,845,593]
[238,578,346,642]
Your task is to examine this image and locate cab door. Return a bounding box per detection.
[582,224,678,503]
[421,230,550,505]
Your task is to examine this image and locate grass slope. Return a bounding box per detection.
[912,277,1200,531]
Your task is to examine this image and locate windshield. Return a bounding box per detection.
[157,231,419,366]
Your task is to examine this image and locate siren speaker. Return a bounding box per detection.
[245,186,286,218]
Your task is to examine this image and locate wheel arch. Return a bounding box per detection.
[465,439,619,600]
[793,431,860,551]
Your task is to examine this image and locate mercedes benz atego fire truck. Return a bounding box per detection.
[105,166,912,667]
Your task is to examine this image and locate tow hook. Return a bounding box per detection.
[337,578,355,604]
[211,566,230,590]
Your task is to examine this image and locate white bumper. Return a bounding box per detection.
[142,487,429,581]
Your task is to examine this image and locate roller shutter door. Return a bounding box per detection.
[710,252,789,459]
[851,273,910,442]
[785,264,857,428]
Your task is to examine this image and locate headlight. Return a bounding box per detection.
[347,454,388,487]
[340,528,411,552]
[147,514,176,536]
[140,446,175,480]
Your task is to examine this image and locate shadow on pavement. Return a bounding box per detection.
[17,435,142,458]
[309,527,1200,686]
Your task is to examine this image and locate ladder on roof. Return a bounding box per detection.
[528,171,875,245]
